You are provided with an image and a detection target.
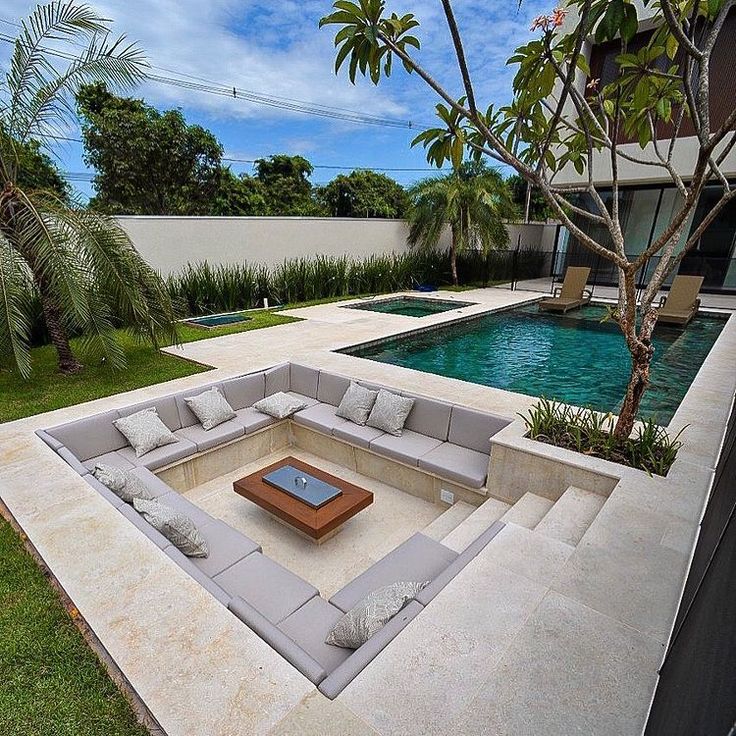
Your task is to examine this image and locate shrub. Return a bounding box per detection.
[521,397,684,476]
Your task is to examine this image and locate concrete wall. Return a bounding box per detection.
[117,216,558,276]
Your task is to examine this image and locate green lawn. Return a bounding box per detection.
[0,517,149,736]
[0,309,300,424]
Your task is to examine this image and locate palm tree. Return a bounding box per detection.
[0,2,178,378]
[407,161,518,286]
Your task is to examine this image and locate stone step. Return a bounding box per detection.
[500,493,555,530]
[422,501,476,542]
[535,486,606,546]
[441,497,512,553]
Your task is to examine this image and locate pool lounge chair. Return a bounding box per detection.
[657,275,704,326]
[538,266,592,313]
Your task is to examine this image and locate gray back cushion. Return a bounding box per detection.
[402,393,452,441]
[119,395,181,432]
[265,364,290,396]
[448,406,511,454]
[47,410,126,462]
[317,372,350,406]
[175,383,222,427]
[221,373,265,410]
[290,364,320,399]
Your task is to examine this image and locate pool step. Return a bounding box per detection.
[423,501,476,542]
[535,486,606,546]
[500,493,555,529]
[441,497,512,553]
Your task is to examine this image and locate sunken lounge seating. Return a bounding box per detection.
[36,362,512,697]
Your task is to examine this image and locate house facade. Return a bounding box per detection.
[552,2,736,293]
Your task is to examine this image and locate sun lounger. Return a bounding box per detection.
[538,266,592,313]
[657,275,704,326]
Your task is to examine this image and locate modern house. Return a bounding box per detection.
[552,3,736,294]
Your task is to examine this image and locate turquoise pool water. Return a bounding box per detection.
[344,296,476,318]
[185,313,251,328]
[341,304,726,423]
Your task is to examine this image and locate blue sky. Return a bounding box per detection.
[2,0,550,198]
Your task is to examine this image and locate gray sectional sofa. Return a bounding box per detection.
[37,362,510,697]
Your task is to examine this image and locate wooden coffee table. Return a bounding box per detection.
[233,457,374,543]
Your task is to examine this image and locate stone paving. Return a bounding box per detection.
[0,287,733,736]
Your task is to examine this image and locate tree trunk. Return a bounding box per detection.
[450,226,459,286]
[39,288,83,375]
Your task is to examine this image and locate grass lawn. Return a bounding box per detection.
[0,309,300,424]
[0,517,149,736]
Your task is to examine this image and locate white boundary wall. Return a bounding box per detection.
[116,215,557,276]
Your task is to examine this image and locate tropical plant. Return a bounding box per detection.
[317,169,409,218]
[0,2,178,377]
[407,161,518,286]
[521,397,684,475]
[320,0,736,440]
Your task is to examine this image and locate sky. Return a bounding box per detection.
[0,0,551,199]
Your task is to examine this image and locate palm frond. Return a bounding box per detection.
[0,236,33,377]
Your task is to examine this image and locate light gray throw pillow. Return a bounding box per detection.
[184,387,236,430]
[366,389,415,436]
[335,382,379,426]
[133,497,209,557]
[113,408,178,458]
[253,392,307,419]
[326,581,427,649]
[93,463,153,504]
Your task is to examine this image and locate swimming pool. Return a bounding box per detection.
[344,296,476,318]
[185,313,251,328]
[340,303,727,423]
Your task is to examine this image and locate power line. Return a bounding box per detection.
[0,27,429,129]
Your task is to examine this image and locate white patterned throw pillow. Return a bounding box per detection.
[253,392,307,419]
[326,581,427,649]
[133,498,209,557]
[184,387,236,430]
[366,389,415,436]
[93,463,153,504]
[335,382,379,425]
[113,408,178,458]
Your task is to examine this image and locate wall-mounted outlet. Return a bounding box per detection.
[440,489,455,505]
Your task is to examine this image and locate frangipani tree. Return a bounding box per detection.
[320,0,736,439]
[0,2,178,377]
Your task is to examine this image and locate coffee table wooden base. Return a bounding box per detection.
[233,457,374,543]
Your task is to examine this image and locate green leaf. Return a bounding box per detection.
[665,34,679,60]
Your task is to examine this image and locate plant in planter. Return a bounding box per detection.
[520,397,685,475]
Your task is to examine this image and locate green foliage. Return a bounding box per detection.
[254,154,324,215]
[0,2,177,378]
[213,169,268,216]
[0,518,151,734]
[0,132,70,200]
[521,397,684,475]
[507,174,555,222]
[78,82,224,215]
[317,169,409,218]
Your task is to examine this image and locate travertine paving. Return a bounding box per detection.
[0,287,733,736]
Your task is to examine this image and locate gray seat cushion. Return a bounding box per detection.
[233,407,276,433]
[368,430,444,466]
[265,364,290,395]
[118,503,172,549]
[333,422,385,449]
[177,518,260,577]
[418,443,489,489]
[127,466,178,499]
[83,450,136,472]
[155,491,215,528]
[118,395,182,432]
[287,391,319,408]
[213,552,319,624]
[36,429,64,451]
[117,437,197,470]
[278,597,352,672]
[164,546,232,605]
[82,473,125,508]
[175,420,244,453]
[448,406,510,454]
[290,364,320,399]
[291,403,350,434]
[47,410,126,462]
[221,372,266,410]
[329,533,458,613]
[316,372,350,406]
[401,393,453,441]
[58,446,95,476]
[229,597,328,684]
[318,600,424,700]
